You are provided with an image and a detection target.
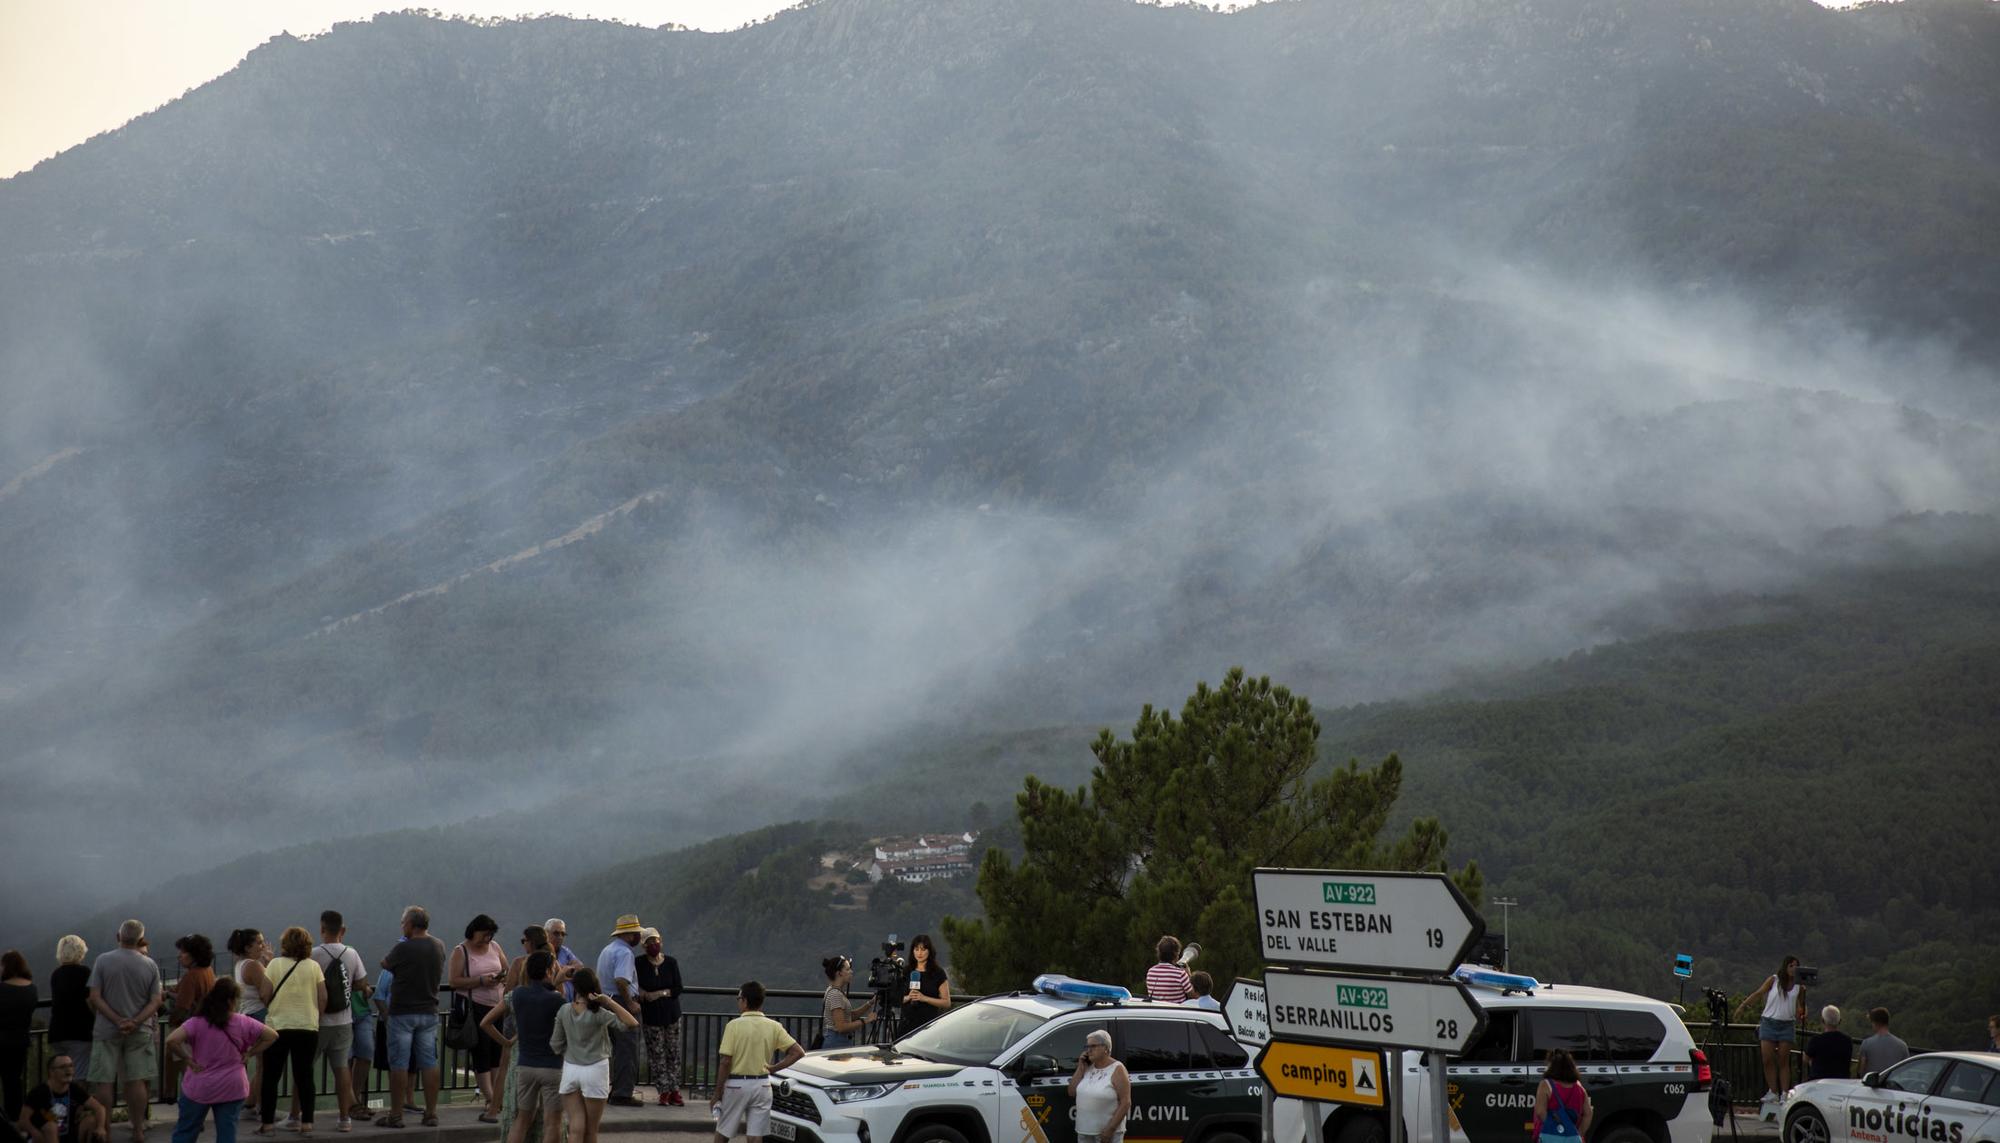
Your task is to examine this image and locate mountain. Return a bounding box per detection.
[2,0,1998,924]
[34,533,1995,1045]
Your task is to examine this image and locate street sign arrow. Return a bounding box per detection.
[1262,966,1486,1055]
[1255,1040,1386,1107]
[1223,977,1269,1047]
[1253,868,1485,974]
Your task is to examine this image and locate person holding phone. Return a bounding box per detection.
[451,916,510,1123]
[900,936,949,1033]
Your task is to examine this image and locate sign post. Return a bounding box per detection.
[1251,869,1489,1143]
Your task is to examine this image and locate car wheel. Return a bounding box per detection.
[904,1123,971,1143]
[1785,1107,1830,1143]
[1593,1125,1655,1143]
[1333,1114,1387,1143]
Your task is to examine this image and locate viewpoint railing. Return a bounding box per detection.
[17,988,1872,1116]
[16,983,902,1112]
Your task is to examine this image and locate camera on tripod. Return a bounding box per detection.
[867,936,907,993]
[1702,988,1729,1025]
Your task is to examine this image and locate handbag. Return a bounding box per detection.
[445,945,482,1051]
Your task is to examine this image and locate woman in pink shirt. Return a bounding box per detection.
[165,978,277,1143]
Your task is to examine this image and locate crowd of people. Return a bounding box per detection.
[0,912,997,1143]
[0,911,698,1143]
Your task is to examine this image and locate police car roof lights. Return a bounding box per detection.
[1453,964,1541,995]
[1032,974,1132,1004]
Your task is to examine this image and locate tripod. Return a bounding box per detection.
[868,987,903,1045]
[1702,1013,1741,1142]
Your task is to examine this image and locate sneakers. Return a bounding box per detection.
[657,1091,672,1107]
[667,1091,685,1107]
[605,1095,645,1108]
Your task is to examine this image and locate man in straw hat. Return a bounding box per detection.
[596,916,646,1106]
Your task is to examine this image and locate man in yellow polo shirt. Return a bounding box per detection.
[711,982,805,1143]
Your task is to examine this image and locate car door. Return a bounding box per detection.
[1113,1017,1204,1142]
[1928,1060,2000,1143]
[1842,1055,1952,1143]
[1446,1010,1527,1143]
[1521,1009,1604,1138]
[1010,1021,1095,1143]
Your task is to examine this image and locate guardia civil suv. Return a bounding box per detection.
[770,977,1262,1143]
[1287,979,1713,1143]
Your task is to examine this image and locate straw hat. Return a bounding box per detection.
[611,914,643,935]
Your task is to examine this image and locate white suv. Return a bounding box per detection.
[1285,982,1713,1143]
[771,986,1263,1143]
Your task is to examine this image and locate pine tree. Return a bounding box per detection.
[944,668,1481,995]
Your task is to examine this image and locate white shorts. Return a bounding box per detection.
[716,1078,772,1137]
[559,1059,610,1099]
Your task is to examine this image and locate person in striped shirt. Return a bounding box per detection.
[1143,937,1191,1004]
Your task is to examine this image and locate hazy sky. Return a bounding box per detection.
[0,1,792,179]
[0,0,1874,181]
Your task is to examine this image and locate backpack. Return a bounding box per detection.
[320,945,352,1017]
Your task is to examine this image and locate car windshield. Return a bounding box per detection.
[896,1002,1050,1066]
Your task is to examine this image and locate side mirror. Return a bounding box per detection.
[1861,1073,1883,1089]
[1017,1054,1059,1076]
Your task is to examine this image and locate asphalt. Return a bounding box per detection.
[117,1093,1785,1143]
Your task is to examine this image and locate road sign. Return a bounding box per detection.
[1255,1040,1386,1107]
[1263,966,1486,1055]
[1253,868,1485,974]
[1224,978,1269,1047]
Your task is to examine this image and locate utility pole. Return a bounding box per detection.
[1490,897,1518,971]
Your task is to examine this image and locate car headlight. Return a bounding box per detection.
[827,1084,896,1104]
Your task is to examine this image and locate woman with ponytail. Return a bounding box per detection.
[549,970,637,1143]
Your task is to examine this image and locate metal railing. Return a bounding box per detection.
[14,983,901,1112]
[1682,1020,1901,1097]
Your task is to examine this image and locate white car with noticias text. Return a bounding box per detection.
[1782,1051,2000,1143]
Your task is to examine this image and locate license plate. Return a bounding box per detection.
[769,1119,797,1140]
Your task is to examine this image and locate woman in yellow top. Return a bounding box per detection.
[254,927,326,1136]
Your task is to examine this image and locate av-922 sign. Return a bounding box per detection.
[1253,868,1484,974]
[1263,967,1486,1055]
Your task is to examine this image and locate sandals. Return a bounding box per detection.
[419,1116,438,1129]
[376,1119,404,1130]
[476,1113,499,1124]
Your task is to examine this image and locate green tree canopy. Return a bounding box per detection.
[945,668,1481,994]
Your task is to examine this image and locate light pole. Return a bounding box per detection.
[1490,897,1518,971]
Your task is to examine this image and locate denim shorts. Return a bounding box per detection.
[387,1012,439,1071]
[1759,1017,1796,1043]
[350,1014,374,1062]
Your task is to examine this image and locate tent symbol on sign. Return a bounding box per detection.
[1354,1060,1378,1094]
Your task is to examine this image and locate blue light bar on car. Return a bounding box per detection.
[1032,974,1132,1003]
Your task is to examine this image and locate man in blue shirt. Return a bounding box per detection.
[596,916,644,1106]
